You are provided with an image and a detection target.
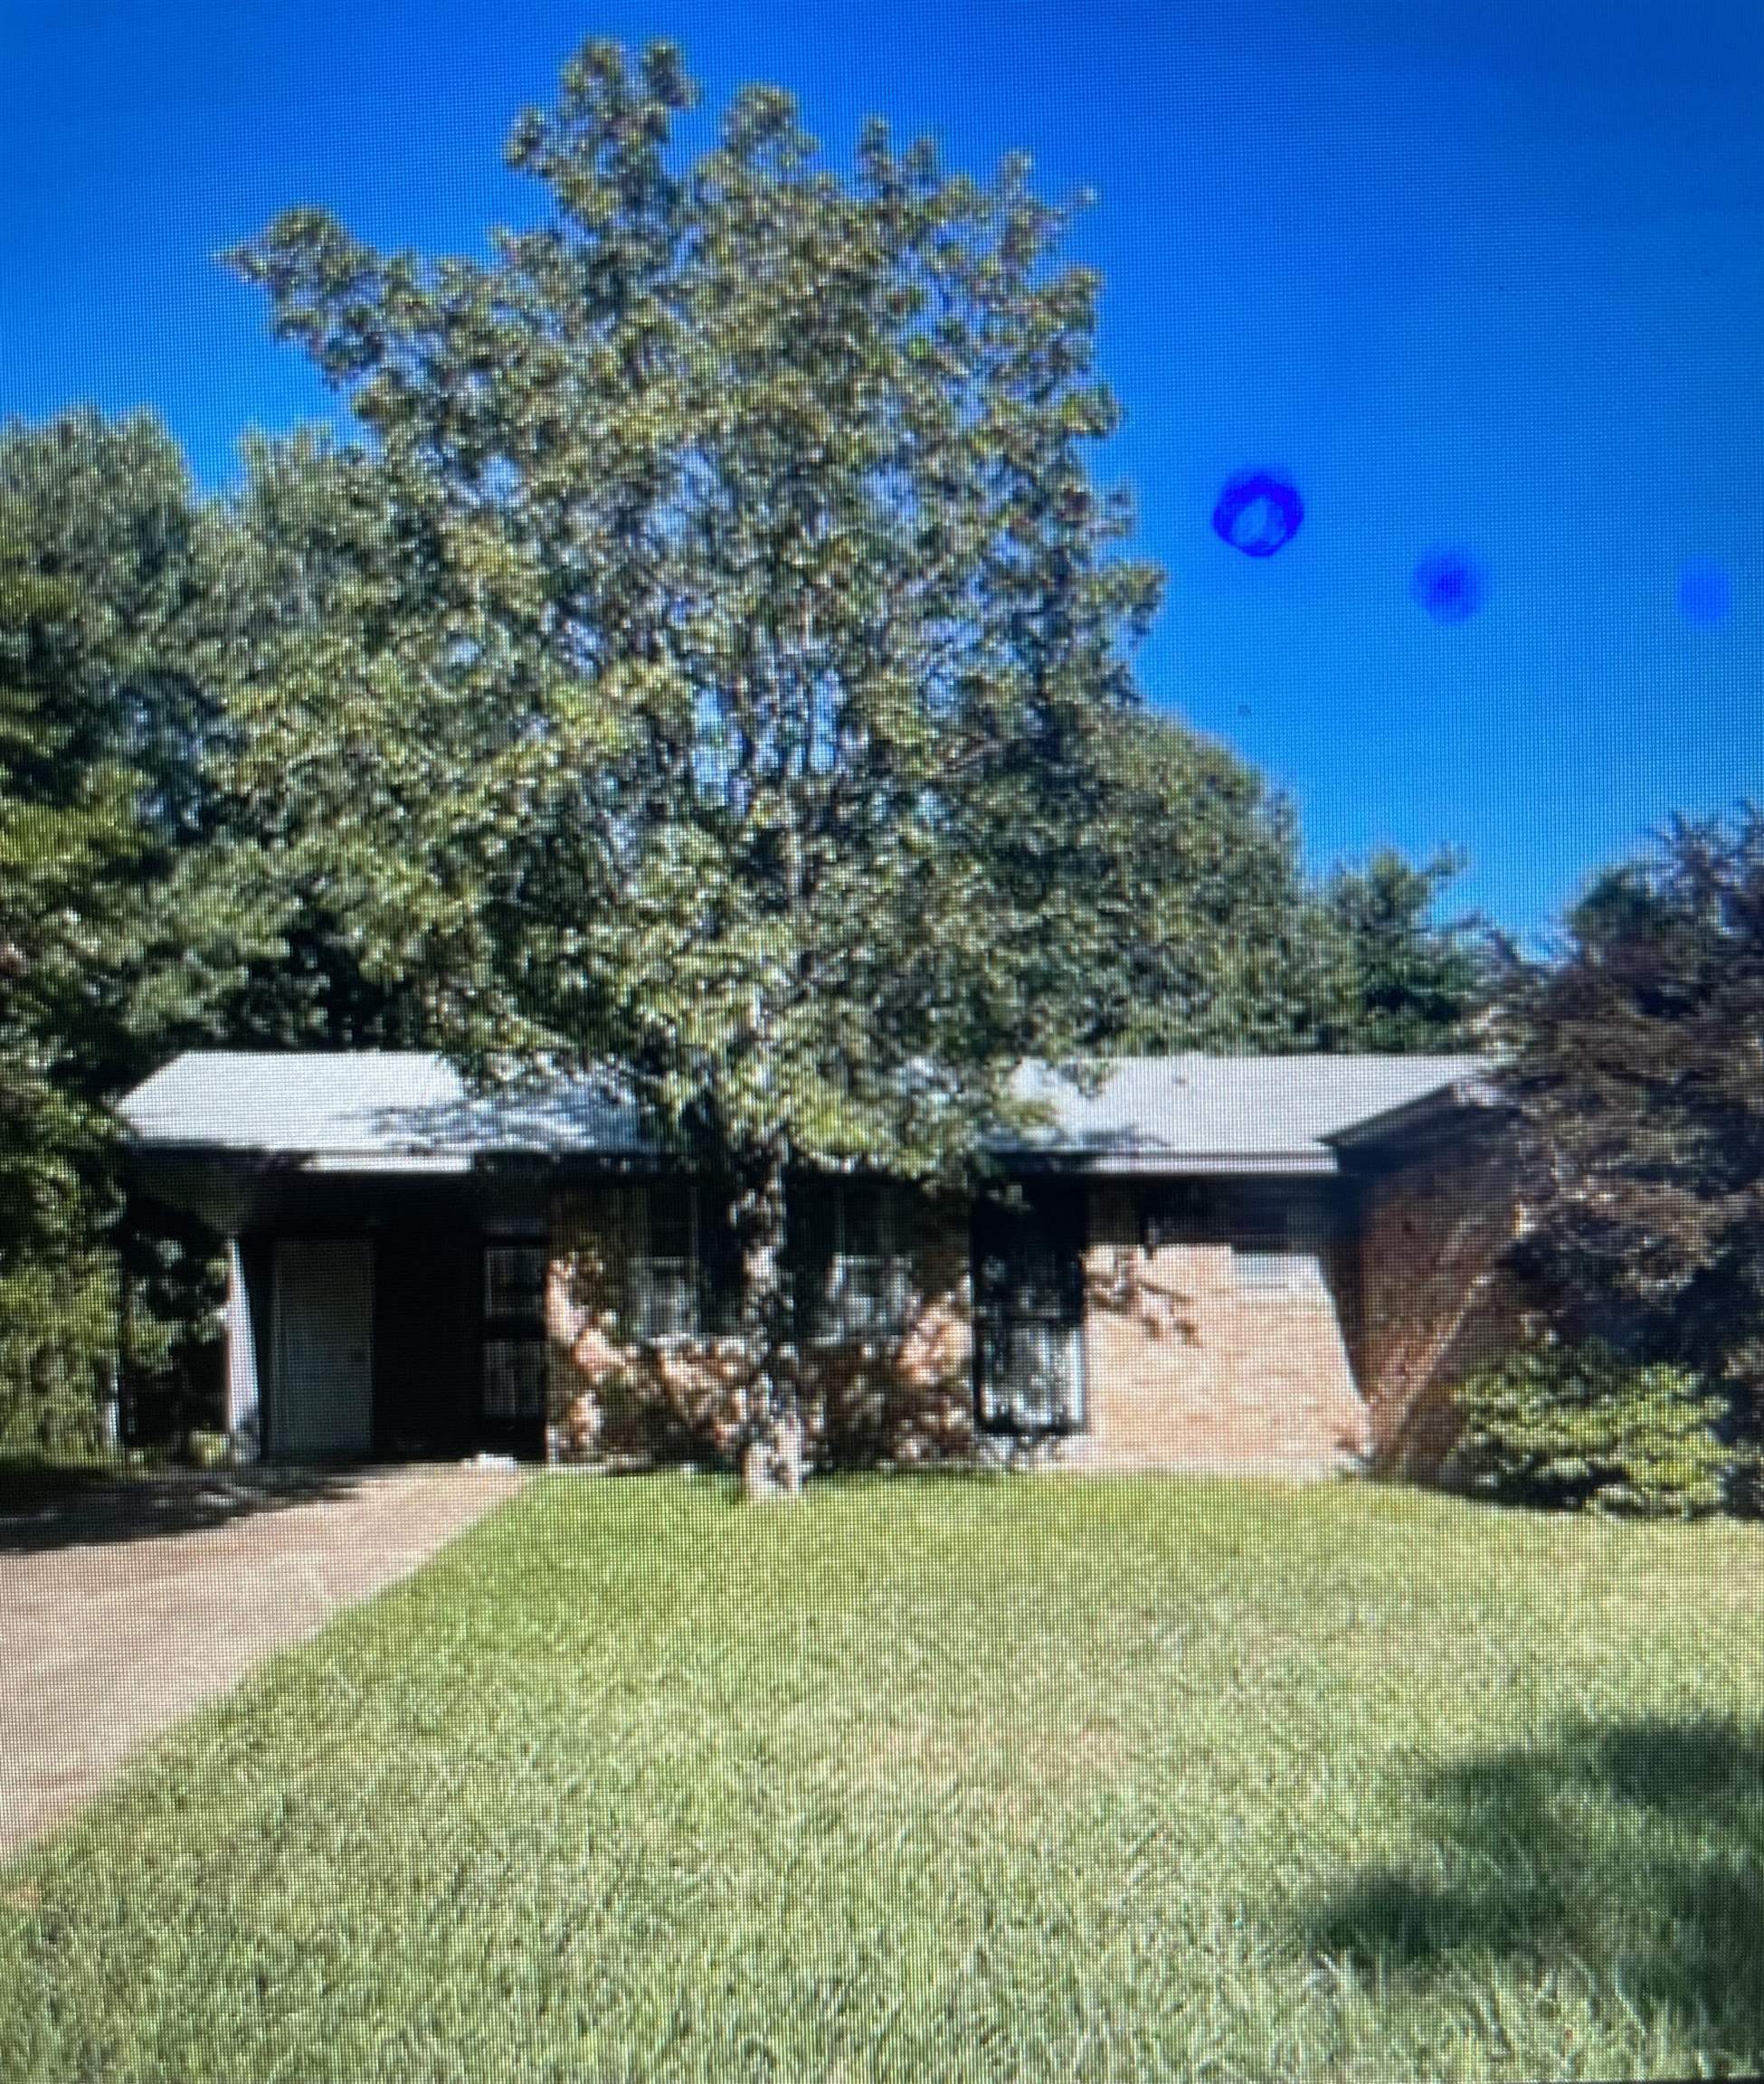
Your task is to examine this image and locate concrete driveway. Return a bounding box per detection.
[0,1463,526,1861]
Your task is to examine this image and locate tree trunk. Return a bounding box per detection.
[735,1143,803,1501]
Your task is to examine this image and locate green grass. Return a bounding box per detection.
[4,1472,1763,2082]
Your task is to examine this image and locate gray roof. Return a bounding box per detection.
[119,1048,1498,1177]
[1005,1054,1496,1172]
[117,1051,648,1166]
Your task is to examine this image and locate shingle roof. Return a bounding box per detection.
[1004,1054,1496,1172]
[117,1051,647,1160]
[119,1048,1499,1175]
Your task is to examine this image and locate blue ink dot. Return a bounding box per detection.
[1678,559,1731,627]
[1410,547,1487,623]
[1211,470,1304,558]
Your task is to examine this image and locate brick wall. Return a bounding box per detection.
[544,1148,1523,1482]
[1346,1118,1528,1479]
[545,1182,974,1469]
[1062,1183,1371,1476]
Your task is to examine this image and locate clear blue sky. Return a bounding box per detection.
[5,0,1761,940]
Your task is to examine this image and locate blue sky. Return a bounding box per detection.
[4,0,1760,940]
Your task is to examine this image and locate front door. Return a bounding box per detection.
[973,1188,1086,1433]
[273,1240,375,1459]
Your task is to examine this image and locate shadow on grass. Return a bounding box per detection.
[0,1459,370,1555]
[1303,1714,1764,2055]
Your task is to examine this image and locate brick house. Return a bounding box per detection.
[119,1050,1522,1481]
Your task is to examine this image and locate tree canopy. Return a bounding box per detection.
[0,41,1485,1473]
[0,412,267,1448]
[1497,805,1764,1428]
[221,37,1483,1488]
[230,43,1162,1162]
[1063,715,1486,1057]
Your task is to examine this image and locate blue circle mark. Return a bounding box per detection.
[1678,559,1731,627]
[1410,547,1487,623]
[1211,470,1304,558]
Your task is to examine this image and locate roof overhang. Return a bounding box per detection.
[299,1151,475,1175]
[994,1146,1340,1177]
[1323,1073,1508,1151]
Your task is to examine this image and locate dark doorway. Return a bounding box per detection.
[477,1236,549,1460]
[372,1212,479,1460]
[973,1184,1086,1434]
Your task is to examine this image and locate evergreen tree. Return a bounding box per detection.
[1313,848,1488,1053]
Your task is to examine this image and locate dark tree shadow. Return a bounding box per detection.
[1301,1714,1764,2060]
[0,1462,369,1555]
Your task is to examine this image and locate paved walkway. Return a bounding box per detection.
[0,1464,526,1860]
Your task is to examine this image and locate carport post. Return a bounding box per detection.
[225,1239,262,1463]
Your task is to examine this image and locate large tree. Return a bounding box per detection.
[198,429,479,1050]
[1310,848,1488,1054]
[1063,719,1485,1056]
[224,39,1485,1490]
[1061,709,1331,1054]
[1496,806,1764,1435]
[229,39,1167,1492]
[0,412,269,1445]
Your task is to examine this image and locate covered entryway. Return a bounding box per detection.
[272,1240,375,1459]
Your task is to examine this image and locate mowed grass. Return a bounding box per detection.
[4,1473,1763,2082]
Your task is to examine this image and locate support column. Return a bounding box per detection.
[225,1239,262,1462]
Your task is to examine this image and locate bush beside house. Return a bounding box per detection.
[1446,1336,1743,1517]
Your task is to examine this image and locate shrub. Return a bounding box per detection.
[1448,1336,1740,1518]
[0,1253,121,1460]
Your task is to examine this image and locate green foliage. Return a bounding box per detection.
[179,1427,232,1470]
[0,1253,119,1458]
[1312,847,1489,1052]
[227,40,1166,1179]
[1497,805,1764,1426]
[1450,1336,1740,1518]
[1067,711,1338,1054]
[223,39,1485,1482]
[0,411,253,1445]
[198,430,460,1049]
[1069,735,1489,1056]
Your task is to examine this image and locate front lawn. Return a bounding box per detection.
[3,1472,1761,2081]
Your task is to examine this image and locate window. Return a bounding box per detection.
[1227,1189,1325,1293]
[804,1182,913,1344]
[482,1338,546,1418]
[978,1321,1085,1433]
[627,1181,703,1340]
[481,1236,547,1423]
[1233,1246,1310,1292]
[483,1244,546,1321]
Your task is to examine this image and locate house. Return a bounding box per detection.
[117,1050,1524,1480]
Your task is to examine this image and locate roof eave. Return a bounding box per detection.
[1323,1075,1509,1151]
[991,1145,1341,1177]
